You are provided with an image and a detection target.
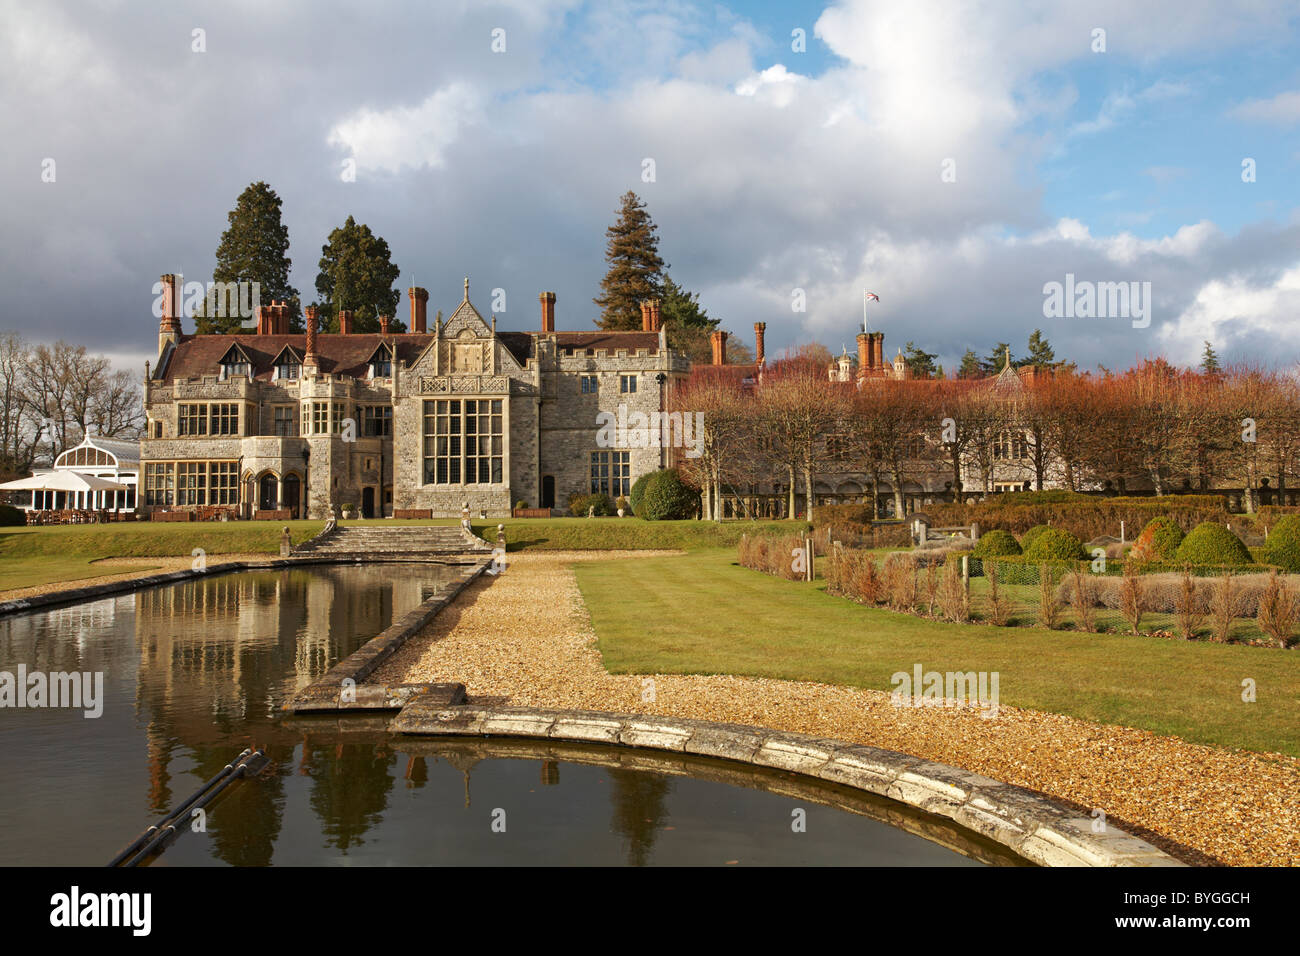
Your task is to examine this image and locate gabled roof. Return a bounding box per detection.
[217,342,253,366]
[270,344,303,365]
[441,280,492,338]
[154,334,434,384]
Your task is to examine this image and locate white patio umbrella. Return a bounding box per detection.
[0,471,130,512]
[0,472,128,493]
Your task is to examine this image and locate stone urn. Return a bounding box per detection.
[617,508,625,518]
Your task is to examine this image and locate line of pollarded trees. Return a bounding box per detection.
[672,355,1300,521]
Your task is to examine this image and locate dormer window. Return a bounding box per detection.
[218,344,253,380]
[271,345,303,381]
[369,344,393,378]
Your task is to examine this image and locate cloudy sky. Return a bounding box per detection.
[3,0,1298,375]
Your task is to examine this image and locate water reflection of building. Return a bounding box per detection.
[129,565,443,865]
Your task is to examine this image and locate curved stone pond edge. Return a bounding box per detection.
[390,701,1186,868]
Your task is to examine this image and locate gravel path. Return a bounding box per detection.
[373,550,1300,867]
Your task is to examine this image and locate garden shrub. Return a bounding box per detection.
[636,469,698,521]
[0,504,25,527]
[1129,516,1185,564]
[1173,523,1252,567]
[1022,527,1087,562]
[1264,515,1300,573]
[1019,524,1050,553]
[1256,571,1299,648]
[972,528,1021,558]
[567,492,615,516]
[628,473,653,515]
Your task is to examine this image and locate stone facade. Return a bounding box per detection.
[141,275,690,519]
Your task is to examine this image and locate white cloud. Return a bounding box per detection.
[1230,89,1300,125]
[327,84,482,174]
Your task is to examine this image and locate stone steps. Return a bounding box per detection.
[295,524,491,557]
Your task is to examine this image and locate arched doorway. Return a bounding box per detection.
[283,474,301,518]
[541,475,555,509]
[362,487,375,519]
[259,473,278,512]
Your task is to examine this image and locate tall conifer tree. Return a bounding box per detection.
[594,191,665,330]
[194,181,299,334]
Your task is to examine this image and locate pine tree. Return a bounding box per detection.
[594,192,665,330]
[1201,340,1222,375]
[315,216,404,333]
[903,342,938,379]
[194,181,299,334]
[1023,329,1056,369]
[957,349,982,379]
[659,274,718,360]
[982,342,1014,375]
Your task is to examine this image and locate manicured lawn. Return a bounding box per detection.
[471,517,809,552]
[0,516,805,591]
[0,520,330,592]
[575,548,1300,757]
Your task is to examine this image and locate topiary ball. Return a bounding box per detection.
[1264,515,1300,573]
[1019,524,1051,553]
[973,529,1022,558]
[1130,516,1185,563]
[1021,526,1087,562]
[638,469,698,521]
[1172,522,1252,567]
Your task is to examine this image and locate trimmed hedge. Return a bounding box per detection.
[1264,515,1300,574]
[918,494,1231,543]
[1022,527,1087,561]
[973,528,1021,558]
[1173,523,1252,566]
[1130,516,1185,564]
[637,469,698,521]
[0,504,25,527]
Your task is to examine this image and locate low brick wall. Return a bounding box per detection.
[391,704,1186,868]
[150,511,194,522]
[394,509,432,519]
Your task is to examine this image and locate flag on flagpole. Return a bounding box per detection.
[863,291,880,331]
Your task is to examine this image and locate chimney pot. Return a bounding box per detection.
[754,322,766,366]
[338,309,354,334]
[379,314,391,335]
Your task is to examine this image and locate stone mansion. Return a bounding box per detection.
[142,275,690,519]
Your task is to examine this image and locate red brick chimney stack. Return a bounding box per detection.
[857,332,872,373]
[158,273,182,353]
[338,309,354,334]
[873,332,884,369]
[409,287,428,333]
[379,314,391,335]
[640,301,652,331]
[254,304,273,335]
[304,306,319,372]
[754,322,766,366]
[649,299,661,332]
[710,330,728,365]
[539,292,556,332]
